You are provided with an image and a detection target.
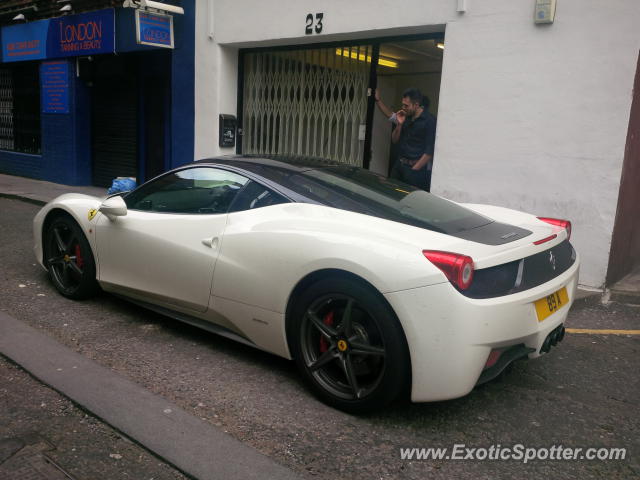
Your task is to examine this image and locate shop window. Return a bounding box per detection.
[0,63,41,155]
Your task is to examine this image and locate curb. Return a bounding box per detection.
[609,290,640,307]
[0,193,47,206]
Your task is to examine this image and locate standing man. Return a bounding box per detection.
[375,88,436,191]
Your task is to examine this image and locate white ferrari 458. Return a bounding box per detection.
[33,156,579,412]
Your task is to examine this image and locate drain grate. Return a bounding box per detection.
[0,437,77,480]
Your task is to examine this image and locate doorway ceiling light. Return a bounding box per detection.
[436,42,445,50]
[335,48,398,68]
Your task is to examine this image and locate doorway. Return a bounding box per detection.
[370,38,444,176]
[90,55,139,187]
[606,51,640,286]
[237,34,444,174]
[89,51,170,187]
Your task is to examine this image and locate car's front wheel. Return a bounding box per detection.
[44,215,99,300]
[291,277,410,413]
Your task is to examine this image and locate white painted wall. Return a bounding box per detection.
[194,0,640,288]
[194,0,238,160]
[433,0,640,288]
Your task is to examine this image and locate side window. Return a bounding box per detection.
[125,167,249,214]
[228,180,289,213]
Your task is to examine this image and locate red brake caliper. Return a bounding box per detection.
[74,244,84,269]
[319,310,334,353]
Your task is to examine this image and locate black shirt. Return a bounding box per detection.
[397,110,437,165]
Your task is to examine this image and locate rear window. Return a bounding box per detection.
[286,167,492,234]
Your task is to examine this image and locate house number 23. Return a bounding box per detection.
[305,13,324,35]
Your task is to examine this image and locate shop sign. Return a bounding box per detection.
[1,9,115,63]
[135,10,174,49]
[1,20,50,62]
[41,61,70,114]
[48,9,115,58]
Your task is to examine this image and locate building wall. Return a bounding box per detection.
[435,0,639,289]
[170,1,196,169]
[0,6,196,185]
[194,0,640,288]
[194,0,237,160]
[0,58,91,186]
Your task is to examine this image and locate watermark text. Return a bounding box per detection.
[399,444,626,464]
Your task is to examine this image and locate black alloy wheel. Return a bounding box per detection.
[292,278,410,413]
[45,216,99,300]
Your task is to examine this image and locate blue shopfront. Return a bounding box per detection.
[0,5,194,186]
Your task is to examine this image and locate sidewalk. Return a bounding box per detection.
[0,173,105,205]
[610,266,640,306]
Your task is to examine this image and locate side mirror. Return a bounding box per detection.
[99,195,128,219]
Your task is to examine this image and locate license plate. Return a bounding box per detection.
[534,287,569,322]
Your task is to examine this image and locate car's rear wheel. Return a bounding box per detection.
[291,277,410,413]
[44,215,99,300]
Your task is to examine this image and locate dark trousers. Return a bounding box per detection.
[390,161,431,191]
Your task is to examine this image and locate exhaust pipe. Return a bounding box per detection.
[540,325,565,354]
[558,326,565,342]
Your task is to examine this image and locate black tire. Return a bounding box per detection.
[44,215,99,300]
[290,277,410,413]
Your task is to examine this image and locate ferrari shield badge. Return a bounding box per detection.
[88,208,98,221]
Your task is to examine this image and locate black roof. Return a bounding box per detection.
[193,154,350,174]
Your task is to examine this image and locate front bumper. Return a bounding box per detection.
[384,254,580,402]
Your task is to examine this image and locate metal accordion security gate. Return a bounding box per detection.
[241,45,373,166]
[0,64,41,155]
[0,68,13,152]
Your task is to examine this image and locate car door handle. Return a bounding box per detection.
[201,237,219,249]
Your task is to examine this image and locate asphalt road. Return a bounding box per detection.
[1,197,638,479]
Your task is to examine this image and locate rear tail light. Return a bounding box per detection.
[537,217,571,240]
[423,250,475,290]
